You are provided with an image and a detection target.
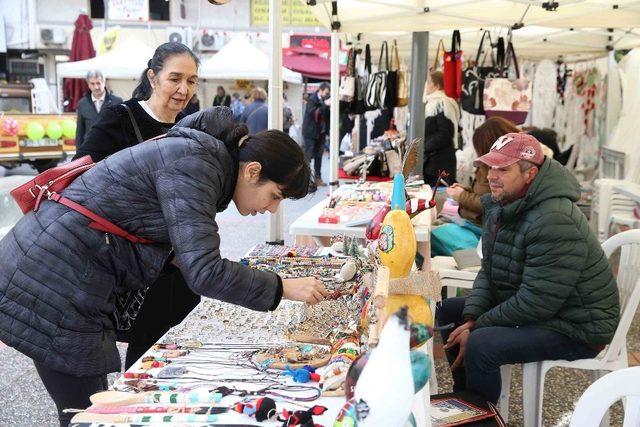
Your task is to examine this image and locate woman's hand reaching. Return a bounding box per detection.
[282,277,329,305]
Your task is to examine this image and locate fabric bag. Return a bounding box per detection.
[461,32,503,115]
[360,44,378,112]
[385,41,398,109]
[351,44,375,114]
[395,40,409,107]
[443,30,463,100]
[366,42,389,110]
[483,41,532,125]
[339,47,356,103]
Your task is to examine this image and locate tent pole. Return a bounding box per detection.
[329,30,340,191]
[266,0,284,244]
[408,31,429,177]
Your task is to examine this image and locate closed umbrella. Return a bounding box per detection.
[63,14,96,112]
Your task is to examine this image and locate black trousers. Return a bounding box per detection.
[35,362,108,427]
[303,136,324,178]
[122,269,201,369]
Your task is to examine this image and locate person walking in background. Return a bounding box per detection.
[75,70,123,148]
[182,93,201,116]
[283,92,294,135]
[302,82,330,187]
[423,70,460,186]
[231,92,245,121]
[213,85,231,107]
[240,87,269,134]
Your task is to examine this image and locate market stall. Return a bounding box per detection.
[68,174,444,425]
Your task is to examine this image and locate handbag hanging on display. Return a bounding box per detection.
[339,47,356,103]
[350,44,368,115]
[394,40,409,107]
[366,42,389,110]
[483,41,532,125]
[443,30,463,100]
[362,44,379,112]
[461,32,504,115]
[385,41,399,109]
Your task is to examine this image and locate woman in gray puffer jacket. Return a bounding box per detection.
[0,107,326,425]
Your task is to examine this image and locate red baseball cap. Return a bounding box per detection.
[475,132,545,168]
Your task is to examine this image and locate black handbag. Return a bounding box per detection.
[385,41,398,109]
[351,44,372,114]
[461,33,504,115]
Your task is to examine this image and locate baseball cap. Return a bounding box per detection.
[474,132,545,168]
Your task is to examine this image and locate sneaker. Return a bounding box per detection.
[315,177,327,187]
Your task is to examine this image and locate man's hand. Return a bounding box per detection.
[445,183,466,202]
[324,98,331,106]
[443,320,476,369]
[282,277,329,305]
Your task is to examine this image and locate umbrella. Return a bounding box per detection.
[63,14,96,112]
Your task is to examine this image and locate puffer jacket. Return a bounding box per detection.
[462,158,620,345]
[0,107,281,376]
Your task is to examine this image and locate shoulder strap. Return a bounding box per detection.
[121,103,144,144]
[451,30,461,53]
[506,41,520,78]
[475,30,494,66]
[433,39,445,69]
[365,44,372,74]
[378,41,389,71]
[48,192,152,244]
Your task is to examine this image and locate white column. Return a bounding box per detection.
[266,0,284,244]
[329,31,340,191]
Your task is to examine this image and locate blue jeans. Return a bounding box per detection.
[436,297,600,403]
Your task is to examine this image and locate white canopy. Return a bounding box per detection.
[311,1,640,59]
[57,36,154,79]
[199,37,303,84]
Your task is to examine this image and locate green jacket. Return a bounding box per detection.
[462,159,620,345]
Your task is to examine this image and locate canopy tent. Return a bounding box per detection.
[310,1,640,60]
[57,36,153,79]
[343,27,640,62]
[310,1,640,34]
[304,0,640,192]
[199,37,303,84]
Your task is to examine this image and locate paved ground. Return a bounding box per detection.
[0,158,637,426]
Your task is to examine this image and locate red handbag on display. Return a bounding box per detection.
[10,155,152,244]
[443,30,463,99]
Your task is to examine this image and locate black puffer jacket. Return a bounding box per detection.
[0,107,281,376]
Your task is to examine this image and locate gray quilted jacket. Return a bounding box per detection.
[0,107,281,376]
[462,158,619,345]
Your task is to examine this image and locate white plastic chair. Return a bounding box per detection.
[499,229,640,426]
[431,239,482,298]
[591,179,637,243]
[570,367,640,427]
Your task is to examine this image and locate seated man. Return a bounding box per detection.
[436,133,620,403]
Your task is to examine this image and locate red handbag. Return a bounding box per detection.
[443,30,463,99]
[11,155,152,244]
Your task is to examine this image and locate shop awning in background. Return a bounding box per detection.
[283,47,346,80]
[200,37,303,84]
[62,14,95,112]
[57,37,153,79]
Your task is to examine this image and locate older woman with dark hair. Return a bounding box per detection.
[74,42,204,376]
[0,107,325,425]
